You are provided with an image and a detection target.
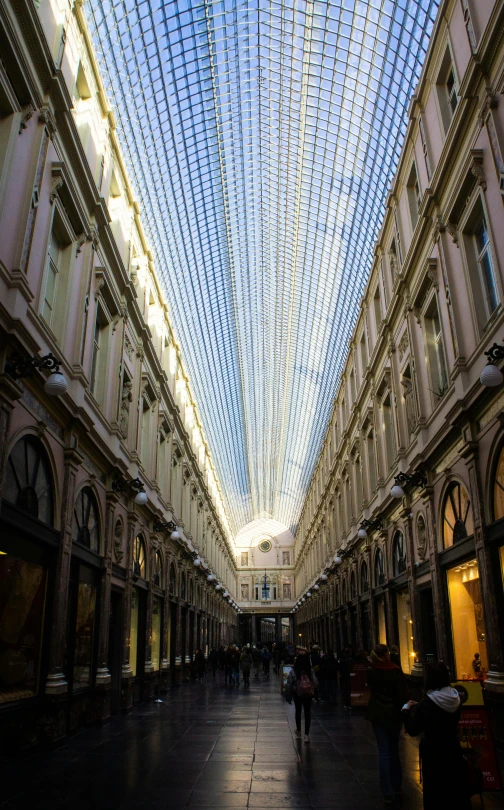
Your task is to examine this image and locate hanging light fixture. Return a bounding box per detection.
[320,573,328,581]
[193,557,201,566]
[333,554,342,565]
[391,470,426,499]
[481,342,504,386]
[313,584,319,591]
[171,530,181,541]
[6,352,68,396]
[207,573,215,582]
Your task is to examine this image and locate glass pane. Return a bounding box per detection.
[396,589,414,674]
[0,553,47,702]
[130,588,139,677]
[474,216,489,253]
[444,496,456,548]
[73,568,96,691]
[151,597,161,672]
[447,560,487,680]
[480,250,498,314]
[377,597,387,645]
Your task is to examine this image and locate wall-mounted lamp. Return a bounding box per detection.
[358,517,383,539]
[153,518,177,534]
[481,341,504,387]
[112,474,148,505]
[6,352,68,396]
[391,470,427,499]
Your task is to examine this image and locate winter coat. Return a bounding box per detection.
[285,667,319,702]
[365,661,407,733]
[338,651,352,683]
[209,649,219,667]
[194,652,205,675]
[261,650,272,663]
[230,650,240,669]
[252,648,262,664]
[240,652,252,673]
[402,688,471,810]
[320,654,338,680]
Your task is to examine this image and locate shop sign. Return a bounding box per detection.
[453,681,502,791]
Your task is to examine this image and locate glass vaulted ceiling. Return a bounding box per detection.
[88,0,438,536]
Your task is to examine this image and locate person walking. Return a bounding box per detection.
[285,652,318,743]
[224,646,232,686]
[218,645,226,671]
[230,646,240,686]
[209,647,219,678]
[240,647,252,688]
[338,646,352,709]
[262,646,272,677]
[320,649,338,704]
[252,646,262,679]
[402,662,471,810]
[273,644,281,675]
[366,644,407,807]
[194,648,206,681]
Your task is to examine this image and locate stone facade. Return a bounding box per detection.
[294,0,504,743]
[0,0,237,751]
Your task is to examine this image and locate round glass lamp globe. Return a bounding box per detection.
[44,372,68,396]
[391,484,404,499]
[320,573,328,581]
[134,490,148,505]
[170,530,180,541]
[333,555,342,565]
[193,557,201,566]
[357,528,368,539]
[313,584,319,590]
[481,363,503,387]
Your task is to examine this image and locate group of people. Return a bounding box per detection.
[284,642,475,810]
[206,643,282,687]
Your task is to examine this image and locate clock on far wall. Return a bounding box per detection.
[258,539,272,553]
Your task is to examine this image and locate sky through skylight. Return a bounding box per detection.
[87,0,439,536]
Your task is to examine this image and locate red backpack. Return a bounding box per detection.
[296,672,314,697]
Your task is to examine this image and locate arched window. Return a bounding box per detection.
[180,572,186,600]
[393,531,407,577]
[374,548,385,586]
[153,550,162,587]
[169,563,176,596]
[133,535,146,578]
[360,561,369,593]
[72,487,100,552]
[4,435,54,524]
[443,482,472,548]
[494,445,504,520]
[350,571,357,599]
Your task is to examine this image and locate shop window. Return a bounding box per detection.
[462,201,499,333]
[396,590,414,674]
[72,564,97,691]
[494,445,504,520]
[72,487,100,553]
[151,596,161,672]
[4,436,54,525]
[447,560,488,679]
[180,573,186,600]
[0,545,48,703]
[393,531,407,577]
[360,561,369,593]
[376,596,387,644]
[133,535,146,579]
[443,482,472,548]
[130,587,139,677]
[374,547,385,586]
[153,551,162,587]
[169,564,176,596]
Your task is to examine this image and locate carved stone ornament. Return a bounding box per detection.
[38,106,57,137]
[470,156,487,191]
[19,105,34,134]
[124,335,134,360]
[397,332,409,361]
[416,515,428,561]
[445,221,458,246]
[114,519,124,564]
[49,176,64,205]
[94,275,105,300]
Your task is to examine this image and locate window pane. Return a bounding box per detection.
[0,553,47,702]
[494,449,504,520]
[73,567,97,691]
[396,589,413,674]
[447,560,487,680]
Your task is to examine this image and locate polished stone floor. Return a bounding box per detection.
[1,671,504,810]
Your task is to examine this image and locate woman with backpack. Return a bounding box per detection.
[285,652,318,743]
[402,661,472,810]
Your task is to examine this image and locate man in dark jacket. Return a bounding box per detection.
[320,650,338,704]
[209,647,219,678]
[366,644,407,807]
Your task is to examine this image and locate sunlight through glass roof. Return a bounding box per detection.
[87,0,438,536]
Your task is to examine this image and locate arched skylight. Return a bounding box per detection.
[88,0,438,535]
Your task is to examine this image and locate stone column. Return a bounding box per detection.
[120,510,136,708]
[45,444,84,696]
[95,493,115,691]
[251,614,257,645]
[403,507,423,679]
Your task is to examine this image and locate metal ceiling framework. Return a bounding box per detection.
[87,0,438,536]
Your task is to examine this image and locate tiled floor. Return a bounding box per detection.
[1,671,503,809]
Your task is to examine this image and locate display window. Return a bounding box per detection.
[493,445,504,520]
[447,559,488,679]
[376,596,387,645]
[130,588,139,677]
[500,546,504,591]
[151,596,161,672]
[0,544,48,703]
[72,565,97,691]
[396,589,414,674]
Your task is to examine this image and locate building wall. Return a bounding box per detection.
[0,0,237,751]
[294,0,504,740]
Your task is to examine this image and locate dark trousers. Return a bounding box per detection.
[293,694,313,735]
[373,725,402,800]
[340,676,351,707]
[263,661,270,676]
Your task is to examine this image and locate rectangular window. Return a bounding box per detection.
[151,597,161,672]
[382,394,396,471]
[447,560,487,680]
[360,333,368,375]
[418,116,431,180]
[463,204,499,332]
[367,431,377,495]
[407,162,421,230]
[424,297,448,402]
[373,286,382,334]
[376,596,387,645]
[90,305,110,405]
[42,231,62,327]
[73,565,97,691]
[437,47,458,133]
